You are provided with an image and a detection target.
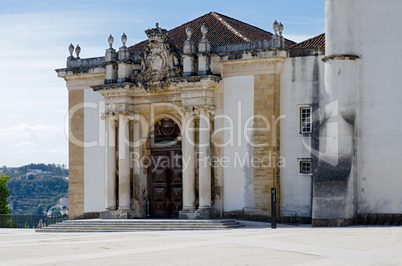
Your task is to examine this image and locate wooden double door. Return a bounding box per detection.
[148,148,182,218]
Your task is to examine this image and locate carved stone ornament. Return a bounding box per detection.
[75,45,81,58]
[179,106,195,117]
[68,43,74,56]
[133,23,182,93]
[100,112,133,121]
[273,20,279,35]
[195,105,216,116]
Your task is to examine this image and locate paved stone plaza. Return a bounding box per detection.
[0,222,401,265]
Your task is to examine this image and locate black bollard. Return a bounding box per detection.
[271,188,276,229]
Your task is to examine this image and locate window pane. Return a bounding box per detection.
[300,107,311,133]
[300,161,311,173]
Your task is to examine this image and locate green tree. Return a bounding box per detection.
[27,174,36,180]
[30,204,45,215]
[0,174,10,214]
[52,208,61,216]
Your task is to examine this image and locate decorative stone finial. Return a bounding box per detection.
[201,24,208,36]
[273,20,279,35]
[75,44,81,58]
[108,34,114,48]
[186,27,193,39]
[278,22,284,36]
[121,33,127,47]
[156,22,159,28]
[198,24,211,53]
[68,43,74,56]
[183,27,196,54]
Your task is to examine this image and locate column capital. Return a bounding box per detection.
[101,112,119,121]
[118,111,135,120]
[194,105,215,116]
[102,112,139,121]
[179,106,195,117]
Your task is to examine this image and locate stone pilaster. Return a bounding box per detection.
[196,105,215,210]
[103,114,117,210]
[180,107,196,212]
[253,73,281,218]
[68,89,85,220]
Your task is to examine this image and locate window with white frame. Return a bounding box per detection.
[300,107,312,133]
[300,160,312,174]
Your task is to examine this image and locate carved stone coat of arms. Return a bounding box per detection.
[133,23,182,93]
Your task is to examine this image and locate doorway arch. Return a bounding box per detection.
[147,118,182,218]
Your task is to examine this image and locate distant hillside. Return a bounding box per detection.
[1,163,68,179]
[2,164,69,215]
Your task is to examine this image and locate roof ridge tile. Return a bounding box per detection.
[211,12,250,42]
[290,33,325,50]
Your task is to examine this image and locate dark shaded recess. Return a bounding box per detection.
[313,180,348,198]
[357,213,402,225]
[315,156,352,181]
[313,214,402,226]
[311,55,320,183]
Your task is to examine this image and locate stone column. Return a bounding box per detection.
[132,118,141,214]
[181,107,196,211]
[104,115,117,210]
[197,106,215,210]
[118,113,131,210]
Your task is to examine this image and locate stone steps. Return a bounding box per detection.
[36,219,244,233]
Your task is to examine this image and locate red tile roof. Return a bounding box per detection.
[290,33,325,50]
[129,12,295,52]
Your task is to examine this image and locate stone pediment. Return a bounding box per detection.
[133,23,182,93]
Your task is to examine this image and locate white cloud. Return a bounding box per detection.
[285,33,317,43]
[284,16,325,26]
[15,142,39,148]
[0,123,63,138]
[13,147,66,155]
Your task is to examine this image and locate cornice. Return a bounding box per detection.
[322,54,360,62]
[55,65,105,77]
[170,75,222,85]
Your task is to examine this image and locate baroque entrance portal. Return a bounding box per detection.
[148,119,182,218]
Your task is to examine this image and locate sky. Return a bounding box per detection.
[0,0,325,167]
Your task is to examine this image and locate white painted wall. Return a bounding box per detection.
[84,89,105,212]
[222,75,254,212]
[352,0,402,213]
[280,55,325,217]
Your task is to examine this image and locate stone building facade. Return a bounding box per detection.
[57,1,402,226]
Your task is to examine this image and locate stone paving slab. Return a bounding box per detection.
[0,222,401,265]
